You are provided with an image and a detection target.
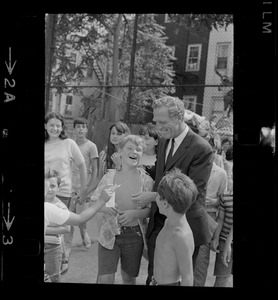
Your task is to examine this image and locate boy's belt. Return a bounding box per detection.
[120,225,140,234]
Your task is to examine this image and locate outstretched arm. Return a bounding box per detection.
[64,185,113,226]
[46,225,70,235]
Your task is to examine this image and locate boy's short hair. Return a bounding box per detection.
[118,134,145,151]
[221,138,231,146]
[45,169,62,187]
[225,146,233,161]
[73,117,88,128]
[206,132,222,151]
[157,168,198,214]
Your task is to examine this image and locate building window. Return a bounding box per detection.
[66,95,73,105]
[183,95,197,112]
[211,96,224,119]
[186,44,202,72]
[65,95,73,116]
[216,43,230,70]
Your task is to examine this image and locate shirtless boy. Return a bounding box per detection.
[153,168,197,286]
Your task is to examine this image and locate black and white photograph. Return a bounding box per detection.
[1,4,276,292]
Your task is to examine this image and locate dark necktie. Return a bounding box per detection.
[165,138,175,167]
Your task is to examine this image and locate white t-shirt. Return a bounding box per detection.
[72,139,98,192]
[44,202,70,236]
[45,138,85,197]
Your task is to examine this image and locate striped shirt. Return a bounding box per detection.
[219,192,233,241]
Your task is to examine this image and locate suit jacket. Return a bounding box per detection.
[146,128,214,247]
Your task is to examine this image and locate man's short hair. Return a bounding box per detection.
[153,96,185,120]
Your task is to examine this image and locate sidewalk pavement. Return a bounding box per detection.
[60,215,233,287]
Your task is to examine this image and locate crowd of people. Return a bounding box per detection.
[44,95,233,287]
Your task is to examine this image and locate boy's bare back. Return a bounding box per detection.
[154,218,194,286]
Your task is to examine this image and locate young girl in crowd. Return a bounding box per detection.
[97,121,131,180]
[138,123,162,180]
[44,112,87,274]
[92,121,131,240]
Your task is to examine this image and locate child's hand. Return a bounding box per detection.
[222,242,232,267]
[111,152,122,169]
[117,210,136,226]
[210,238,219,252]
[105,207,119,217]
[78,189,87,205]
[99,184,120,203]
[99,184,113,203]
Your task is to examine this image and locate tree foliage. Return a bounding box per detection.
[119,14,176,123]
[167,14,233,31]
[47,13,234,122]
[47,13,176,122]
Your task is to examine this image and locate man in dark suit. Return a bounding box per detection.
[131,96,214,285]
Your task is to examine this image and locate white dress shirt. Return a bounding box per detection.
[165,124,189,163]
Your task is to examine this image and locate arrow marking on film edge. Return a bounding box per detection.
[5,47,17,75]
[3,202,15,231]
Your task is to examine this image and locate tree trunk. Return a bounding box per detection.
[45,14,57,113]
[108,14,123,122]
[125,14,139,123]
[103,32,112,121]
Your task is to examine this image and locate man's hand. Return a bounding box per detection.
[131,191,156,207]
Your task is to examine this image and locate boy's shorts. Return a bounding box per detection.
[214,238,233,277]
[97,225,144,278]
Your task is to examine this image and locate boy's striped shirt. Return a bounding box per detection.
[219,192,233,241]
